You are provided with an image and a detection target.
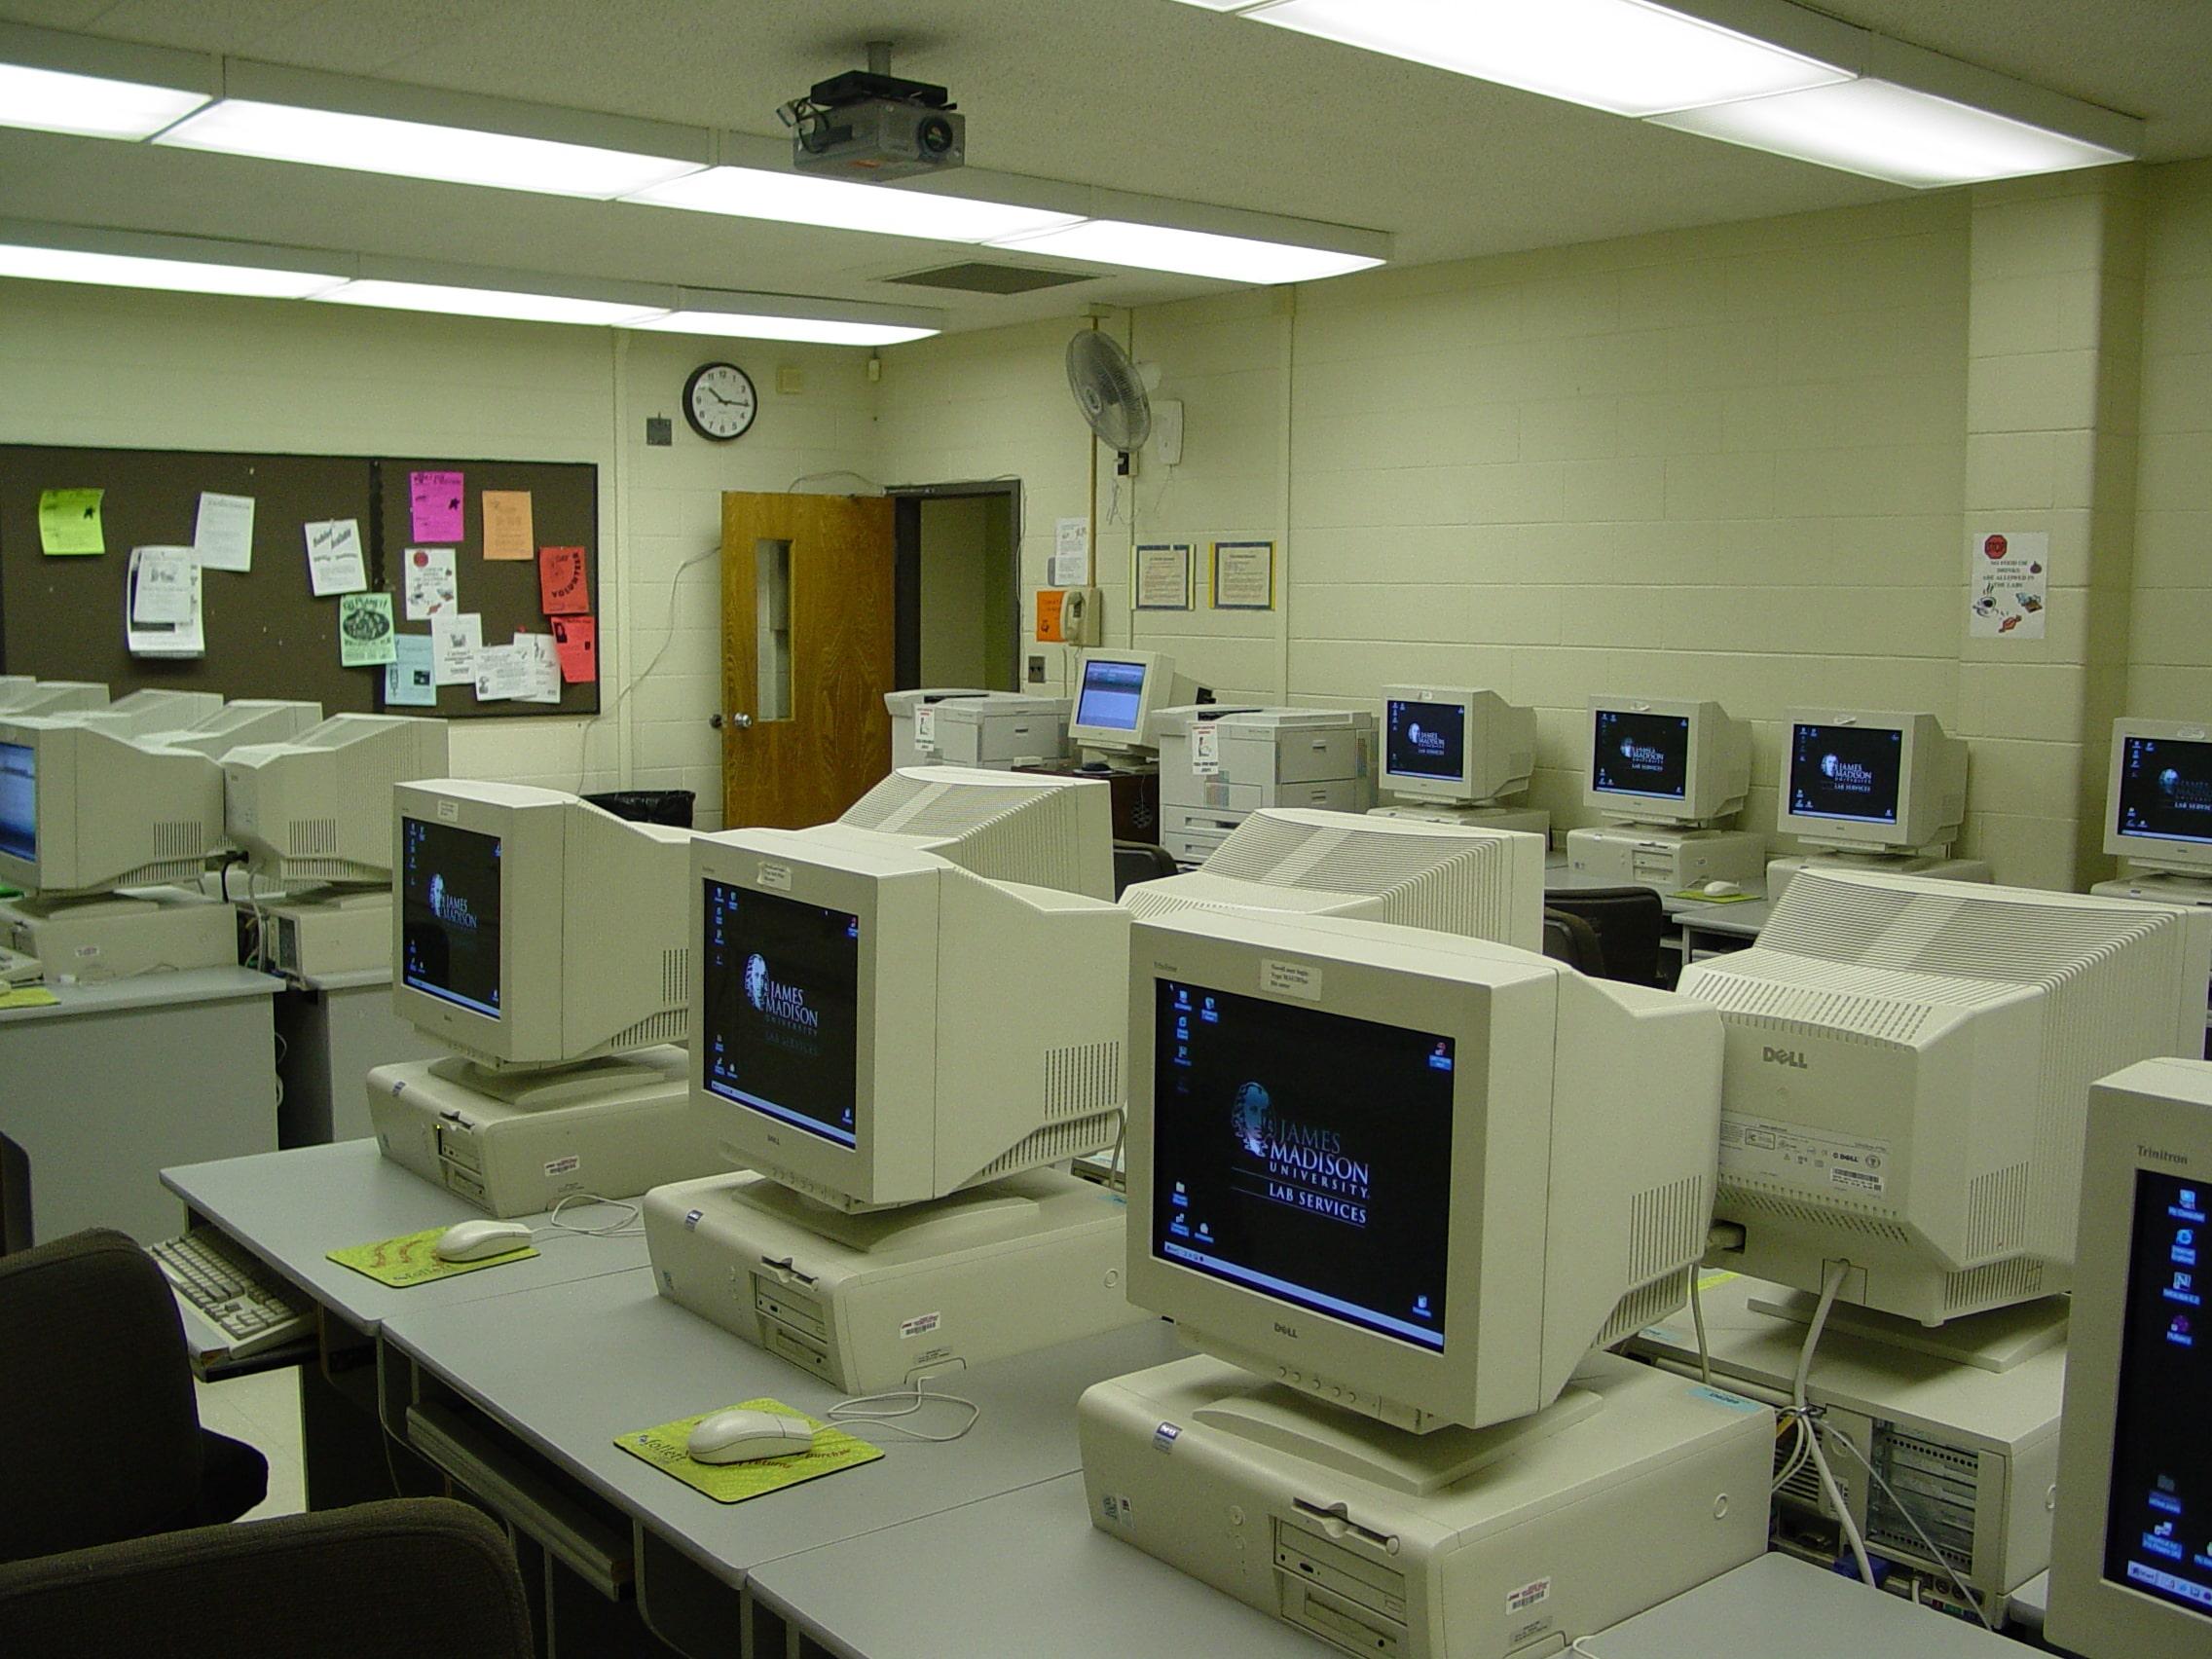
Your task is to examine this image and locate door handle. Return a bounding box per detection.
[711,711,754,730]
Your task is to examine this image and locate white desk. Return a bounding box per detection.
[272,969,444,1146]
[2,966,280,1246]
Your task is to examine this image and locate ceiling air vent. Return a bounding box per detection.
[885,262,1092,295]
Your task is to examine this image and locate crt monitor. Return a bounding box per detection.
[225,715,449,885]
[2048,1058,2212,1656]
[0,719,223,896]
[63,687,223,738]
[0,681,106,716]
[148,699,323,758]
[1068,648,1201,756]
[1678,870,2212,1325]
[1777,708,1968,853]
[1379,685,1535,805]
[391,781,692,1070]
[1121,808,1545,953]
[691,826,1129,1211]
[817,764,1114,901]
[2106,719,2212,876]
[1125,905,1721,1433]
[1583,696,1751,827]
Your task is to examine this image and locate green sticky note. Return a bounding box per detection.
[325,1226,536,1287]
[0,986,59,1010]
[38,488,105,555]
[338,592,397,667]
[615,1399,883,1503]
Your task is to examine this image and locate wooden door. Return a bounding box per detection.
[720,491,897,830]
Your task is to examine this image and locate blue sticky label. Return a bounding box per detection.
[1689,1384,1763,1414]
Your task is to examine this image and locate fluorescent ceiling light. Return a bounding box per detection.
[315,278,664,325]
[154,99,704,199]
[1651,77,2131,187]
[989,218,1380,284]
[1239,0,1847,118]
[0,62,208,139]
[0,241,343,298]
[625,310,938,346]
[626,166,1079,243]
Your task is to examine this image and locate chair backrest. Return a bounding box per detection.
[1112,838,1180,899]
[1543,885,1666,986]
[0,1498,535,1659]
[1541,907,1606,977]
[0,1229,203,1563]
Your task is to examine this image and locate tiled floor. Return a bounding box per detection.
[193,1367,308,1521]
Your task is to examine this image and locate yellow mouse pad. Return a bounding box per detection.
[325,1227,538,1287]
[615,1398,883,1503]
[1670,888,1761,904]
[0,986,58,1009]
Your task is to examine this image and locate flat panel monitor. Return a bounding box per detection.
[2107,720,2212,876]
[1778,710,1967,853]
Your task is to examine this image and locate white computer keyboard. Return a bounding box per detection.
[149,1228,314,1359]
[0,943,42,986]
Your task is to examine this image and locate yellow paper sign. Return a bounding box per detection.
[325,1226,537,1287]
[615,1398,883,1503]
[481,490,535,560]
[38,488,105,555]
[0,986,59,1010]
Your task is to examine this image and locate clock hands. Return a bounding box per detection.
[701,386,747,406]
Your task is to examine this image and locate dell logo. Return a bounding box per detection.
[1762,1047,1809,1069]
[1272,1321,1301,1340]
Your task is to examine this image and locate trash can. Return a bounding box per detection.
[583,789,695,829]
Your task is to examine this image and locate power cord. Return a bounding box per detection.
[827,1382,980,1444]
[1689,1270,1713,1386]
[1796,1261,1877,1592]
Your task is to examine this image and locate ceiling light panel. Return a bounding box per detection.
[989,218,1381,284]
[0,62,208,139]
[624,310,939,346]
[0,242,344,298]
[1651,77,2132,187]
[154,99,705,199]
[1241,0,1848,118]
[626,166,1079,243]
[315,279,665,325]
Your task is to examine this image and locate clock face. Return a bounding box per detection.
[684,362,757,441]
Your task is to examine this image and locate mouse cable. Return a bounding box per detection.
[827,1382,981,1443]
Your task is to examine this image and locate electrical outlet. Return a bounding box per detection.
[1027,654,1047,685]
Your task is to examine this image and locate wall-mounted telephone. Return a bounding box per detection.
[1037,586,1101,646]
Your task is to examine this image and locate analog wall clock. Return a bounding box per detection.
[683,361,757,441]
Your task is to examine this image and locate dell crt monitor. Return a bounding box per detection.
[2048,1058,2212,1656]
[1069,648,1202,757]
[1124,905,1722,1431]
[391,781,691,1070]
[1778,709,1968,854]
[0,719,223,896]
[1380,685,1535,805]
[820,764,1114,901]
[691,826,1128,1211]
[2106,719,2212,880]
[226,715,449,886]
[152,698,323,758]
[1585,696,1750,826]
[0,681,106,716]
[1122,807,1545,952]
[1678,869,2212,1326]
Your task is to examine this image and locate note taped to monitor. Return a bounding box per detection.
[125,546,205,657]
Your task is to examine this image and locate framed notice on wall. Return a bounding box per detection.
[1134,541,1195,610]
[1211,539,1274,610]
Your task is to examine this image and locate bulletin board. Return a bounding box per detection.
[0,445,601,720]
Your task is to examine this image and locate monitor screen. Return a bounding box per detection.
[2117,736,2212,847]
[1592,709,1690,799]
[1075,658,1148,732]
[1151,978,1455,1350]
[1788,722,1903,826]
[1385,698,1465,783]
[399,818,502,1019]
[2101,1170,2212,1617]
[0,741,32,863]
[700,880,863,1147]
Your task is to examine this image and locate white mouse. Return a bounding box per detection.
[1701,880,1743,898]
[431,1219,535,1262]
[685,1408,818,1465]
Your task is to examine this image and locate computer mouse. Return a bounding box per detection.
[431,1219,535,1262]
[1701,880,1743,898]
[685,1408,818,1464]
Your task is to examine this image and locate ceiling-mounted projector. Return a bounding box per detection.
[777,63,964,181]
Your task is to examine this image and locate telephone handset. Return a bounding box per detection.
[1037,586,1101,646]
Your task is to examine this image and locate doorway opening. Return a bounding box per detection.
[887,480,1022,693]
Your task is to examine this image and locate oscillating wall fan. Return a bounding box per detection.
[1066,328,1153,458]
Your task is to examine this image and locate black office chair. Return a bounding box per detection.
[0,1229,268,1564]
[1542,886,1666,987]
[1112,839,1180,899]
[1541,908,1606,977]
[0,1498,534,1659]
